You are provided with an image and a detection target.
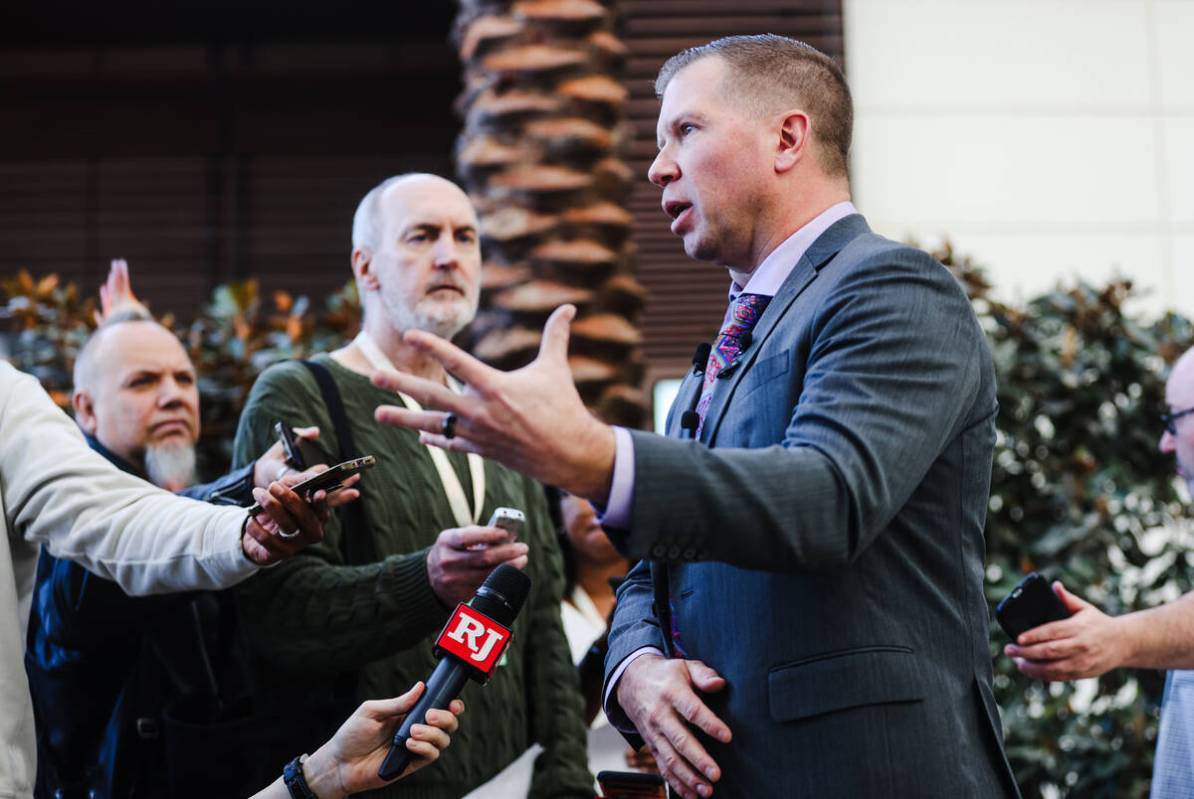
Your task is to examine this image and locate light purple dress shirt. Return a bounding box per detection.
[600,200,858,720]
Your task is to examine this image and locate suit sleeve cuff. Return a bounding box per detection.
[595,426,635,530]
[603,645,664,732]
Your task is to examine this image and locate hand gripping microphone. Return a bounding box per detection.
[377,563,531,781]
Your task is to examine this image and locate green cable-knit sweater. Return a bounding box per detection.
[232,355,593,799]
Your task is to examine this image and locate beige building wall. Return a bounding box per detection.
[844,0,1194,317]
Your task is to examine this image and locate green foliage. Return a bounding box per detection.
[0,271,359,479]
[938,244,1194,798]
[4,252,1194,796]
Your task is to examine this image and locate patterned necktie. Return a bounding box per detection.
[694,292,772,435]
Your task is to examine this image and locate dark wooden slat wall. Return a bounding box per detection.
[0,2,844,384]
[0,33,460,315]
[619,0,845,374]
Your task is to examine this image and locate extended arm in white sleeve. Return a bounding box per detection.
[1,363,256,596]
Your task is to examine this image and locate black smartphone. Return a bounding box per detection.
[596,771,667,799]
[247,455,375,514]
[996,572,1071,640]
[273,420,308,471]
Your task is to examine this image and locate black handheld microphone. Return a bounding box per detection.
[377,564,532,782]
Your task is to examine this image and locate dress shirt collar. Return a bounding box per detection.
[730,200,858,301]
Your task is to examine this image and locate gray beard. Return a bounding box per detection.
[144,441,197,490]
[381,292,474,341]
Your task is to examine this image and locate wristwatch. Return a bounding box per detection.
[283,754,318,799]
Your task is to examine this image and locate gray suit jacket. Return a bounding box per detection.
[604,215,1020,798]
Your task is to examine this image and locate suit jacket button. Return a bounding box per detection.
[651,544,666,557]
[667,545,681,559]
[683,547,697,560]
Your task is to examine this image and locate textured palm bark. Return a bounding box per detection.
[455,0,647,429]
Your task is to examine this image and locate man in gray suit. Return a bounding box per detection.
[371,34,1020,799]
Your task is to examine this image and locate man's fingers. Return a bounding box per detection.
[243,518,287,564]
[1006,637,1076,662]
[674,691,732,744]
[325,487,360,510]
[402,329,498,389]
[440,526,516,550]
[1053,581,1094,614]
[685,660,728,694]
[372,368,468,415]
[1015,620,1074,647]
[462,542,529,568]
[293,425,320,441]
[537,304,576,365]
[423,706,461,735]
[417,432,485,457]
[1013,657,1069,682]
[648,733,712,799]
[657,698,722,784]
[268,481,324,541]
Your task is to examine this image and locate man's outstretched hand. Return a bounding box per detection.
[371,304,617,502]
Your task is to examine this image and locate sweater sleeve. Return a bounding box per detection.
[519,477,595,798]
[230,361,449,671]
[0,363,254,595]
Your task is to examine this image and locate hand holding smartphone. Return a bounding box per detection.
[467,507,526,551]
[247,455,376,515]
[996,572,1072,640]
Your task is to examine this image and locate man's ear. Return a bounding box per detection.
[73,389,98,435]
[775,110,811,174]
[352,248,380,292]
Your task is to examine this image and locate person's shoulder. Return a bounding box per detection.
[0,361,57,422]
[835,232,963,295]
[249,357,324,399]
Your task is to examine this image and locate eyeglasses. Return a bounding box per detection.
[1162,406,1194,435]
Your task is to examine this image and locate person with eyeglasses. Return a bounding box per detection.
[1005,346,1194,798]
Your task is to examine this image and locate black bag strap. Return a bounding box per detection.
[300,360,378,566]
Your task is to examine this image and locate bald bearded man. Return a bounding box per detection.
[25,296,349,799]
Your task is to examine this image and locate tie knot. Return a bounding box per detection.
[721,293,771,338]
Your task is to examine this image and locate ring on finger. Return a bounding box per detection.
[278,527,300,539]
[442,412,457,440]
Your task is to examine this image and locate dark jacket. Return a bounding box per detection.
[24,436,256,799]
[605,216,1020,797]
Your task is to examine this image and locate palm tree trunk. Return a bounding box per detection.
[454,0,646,429]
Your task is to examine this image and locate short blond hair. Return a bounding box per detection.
[656,34,852,177]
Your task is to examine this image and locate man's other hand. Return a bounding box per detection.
[616,654,732,799]
[96,258,151,324]
[426,526,529,606]
[1005,581,1127,681]
[371,305,616,502]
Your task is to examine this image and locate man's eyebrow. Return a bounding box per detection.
[401,222,441,235]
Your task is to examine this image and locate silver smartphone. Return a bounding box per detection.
[488,507,525,541]
[467,507,524,550]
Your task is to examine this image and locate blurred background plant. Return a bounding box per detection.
[0,270,360,478]
[3,250,1194,797]
[940,243,1194,798]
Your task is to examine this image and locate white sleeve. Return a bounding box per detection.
[0,363,256,595]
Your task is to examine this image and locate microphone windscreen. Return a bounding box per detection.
[472,563,531,626]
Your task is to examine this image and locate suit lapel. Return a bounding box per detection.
[665,369,704,437]
[701,214,871,445]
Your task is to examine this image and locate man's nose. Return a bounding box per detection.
[158,377,186,406]
[1161,429,1176,454]
[648,150,678,188]
[433,233,460,268]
